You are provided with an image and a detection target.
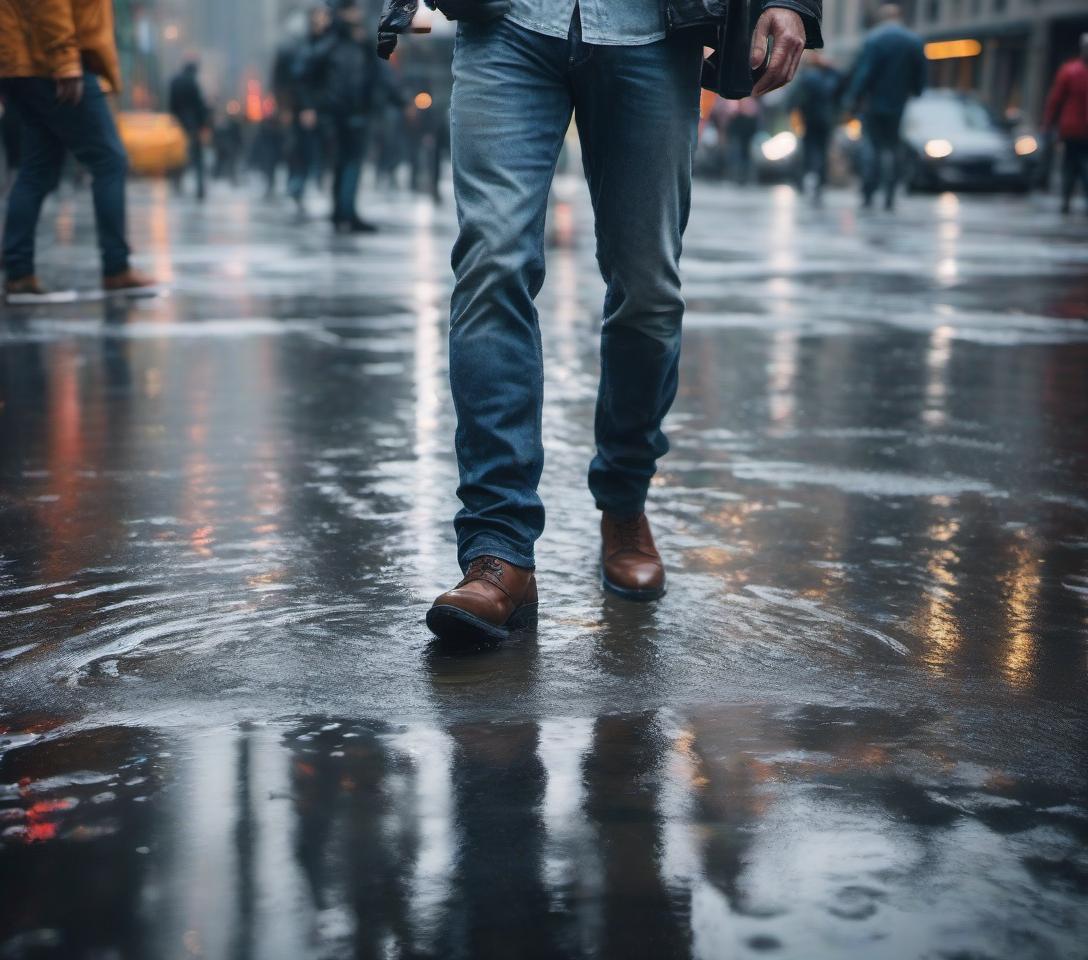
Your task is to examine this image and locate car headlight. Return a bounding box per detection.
[761,132,797,162]
[924,139,954,159]
[1014,135,1037,157]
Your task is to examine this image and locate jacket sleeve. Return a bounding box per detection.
[762,0,823,49]
[377,0,420,60]
[17,0,82,78]
[1043,66,1067,130]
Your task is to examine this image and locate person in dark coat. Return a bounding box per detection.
[844,4,925,211]
[791,52,841,205]
[282,4,332,211]
[168,58,211,201]
[307,0,380,232]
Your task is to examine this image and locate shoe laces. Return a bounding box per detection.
[465,556,504,580]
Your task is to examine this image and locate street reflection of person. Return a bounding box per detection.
[0,0,157,302]
[844,4,925,212]
[1043,33,1088,216]
[790,52,841,206]
[379,0,823,646]
[168,56,211,201]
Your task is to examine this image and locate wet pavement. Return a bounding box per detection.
[1,178,1087,959]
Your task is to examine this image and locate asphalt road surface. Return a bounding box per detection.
[1,179,1086,960]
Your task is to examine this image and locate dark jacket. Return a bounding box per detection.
[789,63,841,132]
[275,30,327,114]
[377,0,823,99]
[308,19,378,117]
[168,64,209,134]
[844,22,925,121]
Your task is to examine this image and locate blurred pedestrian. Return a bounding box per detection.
[790,52,841,206]
[168,57,211,201]
[844,4,925,211]
[1043,33,1088,215]
[0,0,155,302]
[250,106,288,199]
[283,4,332,212]
[309,0,381,232]
[379,0,821,645]
[212,109,244,184]
[726,96,760,185]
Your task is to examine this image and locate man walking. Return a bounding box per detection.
[1043,34,1088,215]
[0,0,155,301]
[279,4,332,213]
[844,4,925,211]
[791,52,841,206]
[168,57,210,202]
[310,0,381,233]
[381,0,822,645]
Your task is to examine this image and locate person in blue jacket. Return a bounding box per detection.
[845,4,925,211]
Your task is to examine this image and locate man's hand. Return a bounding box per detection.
[750,8,806,97]
[55,74,84,105]
[433,0,511,22]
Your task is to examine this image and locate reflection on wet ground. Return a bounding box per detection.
[1,181,1087,958]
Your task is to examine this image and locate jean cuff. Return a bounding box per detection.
[593,497,648,518]
[459,538,535,573]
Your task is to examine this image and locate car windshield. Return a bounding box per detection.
[905,97,1000,136]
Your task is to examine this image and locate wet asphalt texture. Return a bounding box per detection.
[1,177,1087,960]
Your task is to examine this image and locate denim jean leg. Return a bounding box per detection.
[573,32,703,516]
[1,83,65,280]
[448,20,573,571]
[61,76,131,275]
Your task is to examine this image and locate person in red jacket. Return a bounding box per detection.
[1043,33,1088,214]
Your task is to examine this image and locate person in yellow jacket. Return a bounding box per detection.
[0,0,155,301]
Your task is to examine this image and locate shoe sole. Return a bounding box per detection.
[601,572,666,603]
[103,286,165,300]
[5,290,79,305]
[426,602,538,647]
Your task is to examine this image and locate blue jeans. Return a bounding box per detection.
[449,18,702,571]
[2,75,130,280]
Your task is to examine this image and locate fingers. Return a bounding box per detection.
[751,12,806,96]
[752,35,790,96]
[749,17,770,71]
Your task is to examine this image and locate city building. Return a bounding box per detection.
[821,0,1088,124]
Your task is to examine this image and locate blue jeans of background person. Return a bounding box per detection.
[861,111,903,208]
[2,75,130,280]
[330,114,366,224]
[448,17,702,571]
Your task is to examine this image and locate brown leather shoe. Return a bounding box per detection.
[4,276,49,303]
[427,555,538,646]
[601,512,666,601]
[102,268,159,296]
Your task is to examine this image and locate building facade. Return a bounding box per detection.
[821,0,1088,124]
